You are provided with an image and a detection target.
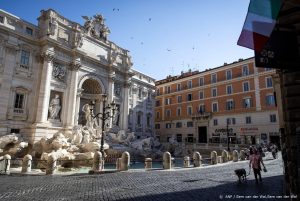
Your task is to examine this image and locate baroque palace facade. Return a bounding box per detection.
[155,58,279,148]
[0,9,155,143]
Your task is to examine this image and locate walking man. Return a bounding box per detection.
[249,148,266,184]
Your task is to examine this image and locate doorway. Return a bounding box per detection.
[198,126,207,143]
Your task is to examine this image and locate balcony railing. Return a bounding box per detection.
[192,112,212,120]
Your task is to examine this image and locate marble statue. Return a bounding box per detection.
[82,103,97,129]
[48,94,61,119]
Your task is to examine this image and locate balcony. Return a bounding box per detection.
[192,112,211,121]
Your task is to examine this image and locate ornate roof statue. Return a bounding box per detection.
[82,14,110,41]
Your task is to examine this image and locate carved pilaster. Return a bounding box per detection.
[68,60,81,71]
[41,51,54,63]
[108,70,116,82]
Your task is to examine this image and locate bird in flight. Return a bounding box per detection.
[166,49,171,52]
[113,8,120,11]
[148,18,152,21]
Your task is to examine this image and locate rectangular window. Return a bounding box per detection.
[156,89,160,96]
[156,111,160,119]
[177,83,181,91]
[10,129,20,134]
[155,100,160,107]
[211,73,217,83]
[167,86,171,93]
[226,70,232,80]
[187,134,194,143]
[212,102,218,112]
[177,95,182,103]
[270,114,277,122]
[232,118,236,125]
[243,65,249,76]
[243,98,252,108]
[187,121,194,127]
[266,95,275,106]
[226,85,232,95]
[213,119,218,126]
[155,124,160,129]
[176,134,182,142]
[199,77,204,86]
[212,88,217,97]
[0,16,4,23]
[266,77,273,88]
[165,98,171,105]
[188,80,192,89]
[226,100,234,110]
[20,50,30,67]
[176,122,182,128]
[246,116,251,124]
[166,123,171,129]
[187,94,192,101]
[165,109,171,117]
[138,88,142,99]
[199,91,204,99]
[177,108,181,116]
[199,104,205,114]
[14,93,24,109]
[187,106,192,115]
[26,27,33,35]
[243,82,250,92]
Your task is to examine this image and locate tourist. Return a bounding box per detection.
[249,148,266,184]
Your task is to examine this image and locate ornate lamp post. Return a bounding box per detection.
[90,94,116,160]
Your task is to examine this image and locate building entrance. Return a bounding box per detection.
[198,126,207,143]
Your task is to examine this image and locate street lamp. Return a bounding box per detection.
[226,118,231,151]
[90,94,116,161]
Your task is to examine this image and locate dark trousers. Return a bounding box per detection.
[253,168,262,183]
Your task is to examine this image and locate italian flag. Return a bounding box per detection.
[237,0,283,51]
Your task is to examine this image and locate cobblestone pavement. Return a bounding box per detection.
[0,153,287,201]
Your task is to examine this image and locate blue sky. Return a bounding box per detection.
[1,0,253,80]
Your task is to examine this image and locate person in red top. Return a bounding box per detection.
[249,148,266,184]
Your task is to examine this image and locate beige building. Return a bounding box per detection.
[0,9,155,143]
[155,58,279,149]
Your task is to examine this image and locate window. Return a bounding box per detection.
[226,70,232,80]
[0,16,3,23]
[212,102,218,112]
[187,121,194,127]
[243,98,252,108]
[165,98,171,105]
[226,85,232,94]
[187,93,192,101]
[213,119,218,126]
[177,107,181,116]
[188,80,192,89]
[165,86,171,94]
[232,118,236,125]
[270,114,277,122]
[138,88,142,99]
[242,65,249,76]
[176,122,182,128]
[155,100,160,107]
[246,116,251,124]
[212,88,217,97]
[187,106,192,115]
[176,134,182,142]
[227,118,236,125]
[226,100,234,110]
[243,82,250,92]
[199,91,204,99]
[137,113,142,125]
[155,124,160,129]
[187,134,194,143]
[166,123,171,129]
[165,109,171,117]
[146,115,151,127]
[177,83,181,91]
[14,93,25,109]
[266,77,273,88]
[211,73,217,83]
[10,129,20,134]
[199,77,204,86]
[266,94,275,106]
[20,50,30,69]
[199,104,205,114]
[177,95,182,103]
[26,27,33,35]
[156,111,160,119]
[156,89,160,96]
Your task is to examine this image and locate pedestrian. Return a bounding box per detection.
[249,148,266,184]
[271,144,278,159]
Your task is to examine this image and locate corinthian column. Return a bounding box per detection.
[65,59,81,128]
[121,79,131,130]
[35,48,55,124]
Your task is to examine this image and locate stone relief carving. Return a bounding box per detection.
[52,62,66,81]
[48,94,61,120]
[82,14,110,41]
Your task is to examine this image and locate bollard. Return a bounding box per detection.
[116,158,122,171]
[163,152,172,169]
[217,156,223,163]
[92,151,103,172]
[120,152,130,171]
[3,154,11,175]
[22,154,32,173]
[183,156,190,168]
[240,150,246,161]
[46,154,57,175]
[232,150,239,162]
[210,151,217,165]
[145,158,152,170]
[193,152,202,167]
[222,150,229,163]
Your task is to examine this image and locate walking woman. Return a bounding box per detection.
[249,148,266,184]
